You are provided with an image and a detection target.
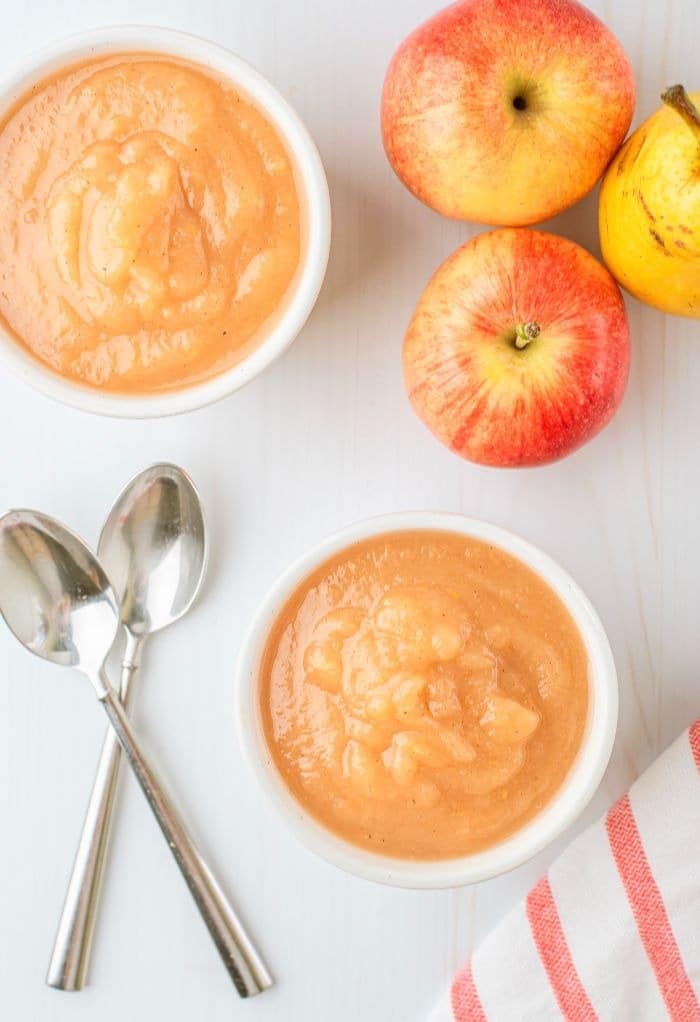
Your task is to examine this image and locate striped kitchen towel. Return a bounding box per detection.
[432,721,700,1022]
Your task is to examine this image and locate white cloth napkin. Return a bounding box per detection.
[432,721,700,1021]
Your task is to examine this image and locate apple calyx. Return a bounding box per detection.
[514,322,541,350]
[661,85,700,140]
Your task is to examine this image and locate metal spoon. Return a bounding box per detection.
[0,509,272,998]
[47,464,206,992]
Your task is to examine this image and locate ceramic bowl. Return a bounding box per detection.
[0,26,331,417]
[235,511,618,889]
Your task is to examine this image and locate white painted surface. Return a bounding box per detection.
[0,1,696,1019]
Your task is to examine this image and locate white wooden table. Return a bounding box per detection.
[0,1,697,1019]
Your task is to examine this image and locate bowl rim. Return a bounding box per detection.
[0,24,331,418]
[235,511,618,889]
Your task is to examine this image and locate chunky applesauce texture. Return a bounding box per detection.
[261,531,588,860]
[0,54,301,393]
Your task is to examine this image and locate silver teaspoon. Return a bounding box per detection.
[47,464,206,992]
[0,509,272,998]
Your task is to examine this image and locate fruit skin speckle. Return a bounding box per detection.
[599,85,700,319]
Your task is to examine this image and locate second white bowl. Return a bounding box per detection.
[235,512,618,889]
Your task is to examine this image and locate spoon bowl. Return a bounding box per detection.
[99,463,207,639]
[0,510,119,680]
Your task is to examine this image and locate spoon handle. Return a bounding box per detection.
[46,640,141,991]
[98,681,272,997]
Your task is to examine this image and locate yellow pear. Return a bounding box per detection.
[599,85,700,318]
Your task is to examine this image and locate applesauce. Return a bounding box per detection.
[260,530,588,859]
[0,54,301,392]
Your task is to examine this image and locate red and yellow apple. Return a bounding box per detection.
[381,0,635,226]
[403,229,630,467]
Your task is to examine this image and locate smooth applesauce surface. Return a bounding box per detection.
[0,54,301,392]
[261,530,588,859]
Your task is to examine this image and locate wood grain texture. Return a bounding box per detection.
[0,1,697,1019]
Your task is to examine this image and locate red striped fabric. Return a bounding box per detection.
[451,962,487,1022]
[440,724,700,1022]
[606,794,700,1021]
[526,875,598,1021]
[689,719,700,771]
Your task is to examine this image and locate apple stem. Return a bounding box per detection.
[661,85,700,140]
[514,322,541,350]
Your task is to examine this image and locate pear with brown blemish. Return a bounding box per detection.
[599,85,700,318]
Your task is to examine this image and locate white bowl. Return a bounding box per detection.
[236,512,618,889]
[0,26,331,417]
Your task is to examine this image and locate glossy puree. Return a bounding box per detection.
[261,530,588,859]
[0,54,301,392]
